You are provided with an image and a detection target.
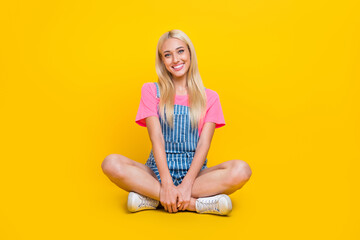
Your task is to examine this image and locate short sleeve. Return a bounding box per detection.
[204,91,225,128]
[135,83,159,127]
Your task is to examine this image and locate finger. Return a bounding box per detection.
[181,204,186,211]
[181,200,188,211]
[167,203,173,213]
[180,202,185,211]
[171,202,177,213]
[177,203,182,211]
[180,203,186,211]
[179,204,184,211]
[177,194,183,209]
[162,202,168,212]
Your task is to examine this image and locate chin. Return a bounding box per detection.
[173,73,186,79]
[173,69,189,78]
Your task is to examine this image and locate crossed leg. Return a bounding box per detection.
[101,154,252,212]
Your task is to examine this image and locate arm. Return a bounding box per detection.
[183,122,216,183]
[145,116,182,213]
[146,116,172,184]
[177,122,216,210]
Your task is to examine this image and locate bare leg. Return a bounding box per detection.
[184,160,252,211]
[102,155,251,212]
[102,154,199,212]
[101,154,162,200]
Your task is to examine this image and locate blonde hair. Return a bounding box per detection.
[155,29,207,129]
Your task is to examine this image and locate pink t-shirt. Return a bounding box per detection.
[135,82,225,136]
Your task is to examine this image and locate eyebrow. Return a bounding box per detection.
[163,46,185,54]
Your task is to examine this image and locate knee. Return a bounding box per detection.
[225,160,252,187]
[101,154,126,179]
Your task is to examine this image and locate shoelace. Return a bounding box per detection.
[197,198,220,213]
[138,195,158,208]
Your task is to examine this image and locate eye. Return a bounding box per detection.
[178,49,184,54]
[164,53,171,58]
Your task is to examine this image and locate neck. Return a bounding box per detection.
[172,76,187,89]
[172,76,188,95]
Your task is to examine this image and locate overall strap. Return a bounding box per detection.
[154,82,160,98]
[154,82,205,97]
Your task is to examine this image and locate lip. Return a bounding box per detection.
[172,63,184,71]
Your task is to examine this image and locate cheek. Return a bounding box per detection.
[185,62,191,71]
[166,63,173,71]
[162,60,171,69]
[185,56,191,66]
[184,54,191,63]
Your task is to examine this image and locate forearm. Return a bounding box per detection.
[152,138,173,185]
[182,142,210,184]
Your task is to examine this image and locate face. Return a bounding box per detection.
[160,38,191,80]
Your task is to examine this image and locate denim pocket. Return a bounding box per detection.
[170,113,187,143]
[160,105,191,143]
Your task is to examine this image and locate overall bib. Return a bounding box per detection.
[145,82,208,186]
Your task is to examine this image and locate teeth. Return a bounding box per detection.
[173,64,184,69]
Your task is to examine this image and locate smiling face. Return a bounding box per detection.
[160,38,191,80]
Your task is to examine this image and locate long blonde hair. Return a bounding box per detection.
[155,29,207,129]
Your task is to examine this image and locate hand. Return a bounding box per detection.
[159,182,183,213]
[176,180,193,211]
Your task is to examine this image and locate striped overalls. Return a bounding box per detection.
[145,82,208,186]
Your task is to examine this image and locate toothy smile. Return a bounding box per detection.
[172,63,184,71]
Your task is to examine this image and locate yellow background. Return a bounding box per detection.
[1,0,359,239]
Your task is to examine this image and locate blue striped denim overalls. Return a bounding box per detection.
[145,82,208,186]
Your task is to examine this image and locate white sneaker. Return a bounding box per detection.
[127,192,159,212]
[195,194,232,215]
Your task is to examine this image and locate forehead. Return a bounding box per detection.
[161,38,187,52]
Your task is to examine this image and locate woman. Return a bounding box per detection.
[101,29,252,215]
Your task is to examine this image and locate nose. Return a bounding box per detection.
[172,54,180,63]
